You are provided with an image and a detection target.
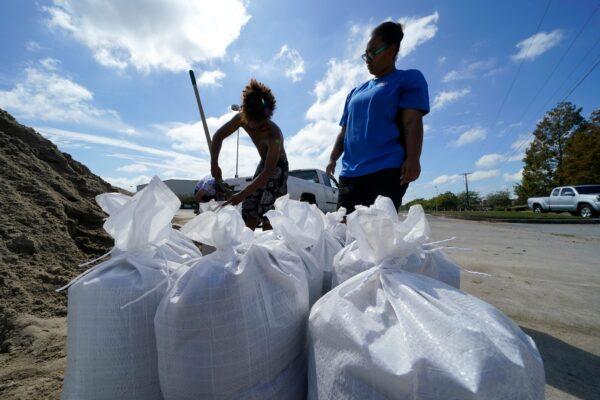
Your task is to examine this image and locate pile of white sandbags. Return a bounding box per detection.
[333,196,460,288]
[308,196,545,399]
[61,177,186,400]
[155,206,310,400]
[266,195,343,300]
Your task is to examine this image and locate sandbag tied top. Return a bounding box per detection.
[266,195,342,300]
[323,206,347,246]
[308,268,545,400]
[334,197,460,289]
[104,176,181,253]
[347,197,430,264]
[181,204,250,249]
[267,194,325,249]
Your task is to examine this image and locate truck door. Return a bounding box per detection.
[548,188,561,210]
[321,174,339,213]
[557,187,576,211]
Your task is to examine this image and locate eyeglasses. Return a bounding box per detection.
[361,44,390,62]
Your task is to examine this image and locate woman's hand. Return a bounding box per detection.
[400,158,421,185]
[326,160,336,177]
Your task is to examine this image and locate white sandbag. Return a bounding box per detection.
[95,191,202,263]
[308,266,545,399]
[61,176,183,400]
[266,195,342,301]
[323,207,347,246]
[156,206,310,400]
[333,197,460,288]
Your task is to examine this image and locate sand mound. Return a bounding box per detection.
[0,109,123,398]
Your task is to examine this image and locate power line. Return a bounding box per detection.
[504,54,600,161]
[492,0,553,125]
[537,34,600,115]
[516,4,599,122]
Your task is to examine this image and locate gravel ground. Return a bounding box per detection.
[426,216,600,400]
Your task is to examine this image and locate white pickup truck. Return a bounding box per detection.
[226,169,339,213]
[527,185,600,218]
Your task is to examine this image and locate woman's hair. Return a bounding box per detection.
[372,21,404,57]
[241,79,276,122]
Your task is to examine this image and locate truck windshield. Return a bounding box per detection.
[574,186,600,195]
[551,189,560,196]
[289,170,319,183]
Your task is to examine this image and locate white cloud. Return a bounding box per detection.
[503,169,523,182]
[470,169,499,181]
[511,133,534,151]
[449,127,486,147]
[0,60,132,133]
[44,0,251,73]
[102,175,152,190]
[275,45,305,82]
[438,56,447,63]
[117,163,149,173]
[305,59,369,122]
[26,41,41,52]
[512,30,564,61]
[432,88,470,111]
[431,174,461,185]
[475,153,505,168]
[197,70,226,87]
[398,12,439,58]
[443,59,496,82]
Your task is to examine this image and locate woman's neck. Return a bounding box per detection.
[375,65,396,79]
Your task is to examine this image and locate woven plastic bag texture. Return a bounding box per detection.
[308,266,545,399]
[62,176,181,400]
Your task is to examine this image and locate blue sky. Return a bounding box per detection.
[1,0,598,201]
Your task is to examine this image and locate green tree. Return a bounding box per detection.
[515,102,585,201]
[436,191,459,211]
[485,190,512,210]
[457,191,481,210]
[559,109,600,184]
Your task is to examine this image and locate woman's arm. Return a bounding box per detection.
[398,109,424,185]
[326,126,346,176]
[210,113,242,181]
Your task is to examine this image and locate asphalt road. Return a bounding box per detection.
[427,216,600,400]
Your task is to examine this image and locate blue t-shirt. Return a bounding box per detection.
[339,69,429,177]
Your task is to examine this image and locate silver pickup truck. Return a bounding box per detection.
[527,185,600,218]
[226,168,339,213]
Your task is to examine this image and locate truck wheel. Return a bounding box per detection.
[532,204,544,214]
[578,204,594,219]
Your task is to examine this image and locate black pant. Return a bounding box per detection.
[337,168,409,213]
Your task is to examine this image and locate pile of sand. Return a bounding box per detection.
[0,109,119,398]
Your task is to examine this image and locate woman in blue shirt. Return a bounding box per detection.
[326,21,429,213]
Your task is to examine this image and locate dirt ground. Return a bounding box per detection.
[2,210,598,399]
[427,216,600,400]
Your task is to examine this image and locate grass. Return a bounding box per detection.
[430,210,579,220]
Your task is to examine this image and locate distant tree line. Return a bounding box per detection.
[405,190,513,212]
[515,102,600,202]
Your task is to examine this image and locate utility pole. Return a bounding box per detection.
[230,104,240,178]
[460,172,472,210]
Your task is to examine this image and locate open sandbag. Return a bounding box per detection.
[308,265,545,399]
[155,206,309,400]
[61,176,183,400]
[333,197,460,288]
